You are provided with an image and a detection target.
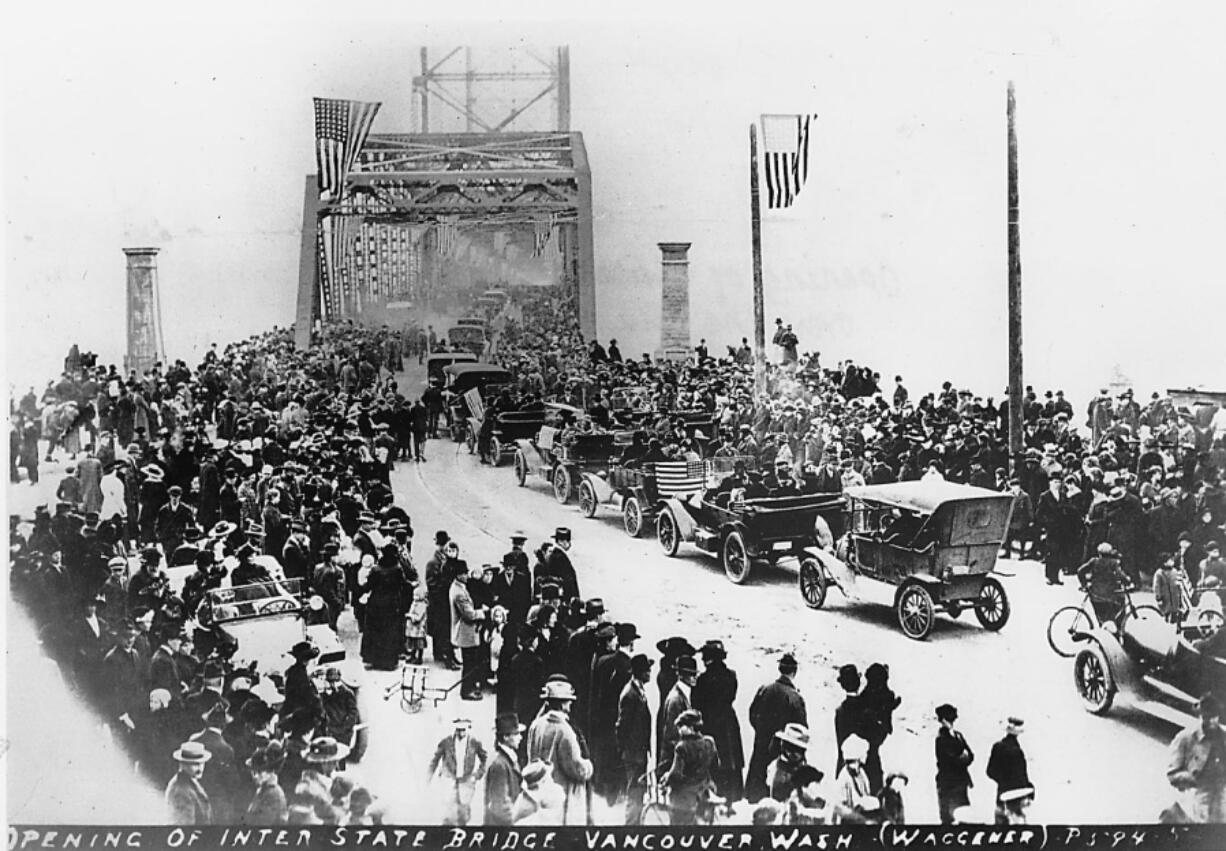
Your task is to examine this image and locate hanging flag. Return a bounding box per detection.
[434,216,458,258]
[532,216,553,257]
[314,97,382,202]
[760,113,817,209]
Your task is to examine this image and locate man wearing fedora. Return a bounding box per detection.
[986,716,1033,825]
[166,740,213,825]
[657,654,697,781]
[934,703,975,824]
[693,639,745,801]
[746,653,807,802]
[767,722,813,802]
[428,717,489,826]
[169,525,205,568]
[189,695,241,823]
[539,527,580,602]
[527,678,593,825]
[484,713,526,825]
[590,622,639,803]
[617,653,653,824]
[450,558,490,700]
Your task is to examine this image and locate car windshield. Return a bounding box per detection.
[200,578,304,625]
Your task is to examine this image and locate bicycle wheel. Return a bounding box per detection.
[1129,603,1164,625]
[1047,605,1094,657]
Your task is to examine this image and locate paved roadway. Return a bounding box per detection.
[343,359,1178,824]
[4,356,1179,824]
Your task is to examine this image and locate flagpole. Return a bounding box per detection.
[749,124,766,397]
[1007,81,1024,474]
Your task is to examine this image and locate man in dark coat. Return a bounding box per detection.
[616,654,653,825]
[426,533,458,668]
[101,622,150,729]
[834,663,868,778]
[691,639,744,801]
[746,653,807,802]
[197,451,221,531]
[565,599,607,733]
[657,654,697,780]
[540,527,580,601]
[189,698,242,823]
[155,485,195,555]
[508,627,546,727]
[590,622,638,802]
[1034,473,1082,584]
[934,703,975,824]
[986,717,1033,824]
[483,713,525,826]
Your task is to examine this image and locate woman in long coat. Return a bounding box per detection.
[692,641,745,801]
[360,549,408,670]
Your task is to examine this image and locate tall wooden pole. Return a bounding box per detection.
[750,124,766,397]
[1007,82,1024,472]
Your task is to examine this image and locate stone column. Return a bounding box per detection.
[658,242,692,362]
[123,247,162,376]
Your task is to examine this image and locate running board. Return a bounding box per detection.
[1140,675,1198,707]
[1134,699,1196,728]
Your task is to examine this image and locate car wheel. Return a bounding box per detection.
[465,427,476,454]
[553,465,573,504]
[896,582,935,640]
[722,530,752,584]
[514,451,527,487]
[489,437,502,466]
[1074,644,1116,714]
[578,480,598,518]
[657,509,680,557]
[974,577,1010,631]
[799,558,827,609]
[623,496,645,537]
[1047,605,1093,658]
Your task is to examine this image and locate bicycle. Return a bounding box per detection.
[1046,586,1163,657]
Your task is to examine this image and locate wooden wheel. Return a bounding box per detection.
[514,451,528,486]
[578,480,598,518]
[552,465,573,504]
[799,557,827,609]
[722,531,752,584]
[623,496,645,537]
[974,577,1010,630]
[896,582,935,640]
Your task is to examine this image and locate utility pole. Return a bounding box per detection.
[1007,82,1024,472]
[419,47,430,132]
[749,124,766,397]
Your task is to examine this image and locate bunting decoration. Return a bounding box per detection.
[313,98,382,202]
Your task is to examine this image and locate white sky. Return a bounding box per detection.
[4,2,1224,406]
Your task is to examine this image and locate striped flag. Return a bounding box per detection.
[649,460,707,497]
[314,97,382,201]
[532,215,554,258]
[434,216,458,258]
[761,113,817,209]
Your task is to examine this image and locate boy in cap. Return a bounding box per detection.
[663,709,719,824]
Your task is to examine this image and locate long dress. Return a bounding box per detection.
[360,565,407,670]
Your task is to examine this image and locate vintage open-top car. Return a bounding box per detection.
[655,468,845,584]
[441,362,513,442]
[467,409,549,466]
[196,578,345,673]
[798,481,1014,640]
[576,454,715,538]
[1070,594,1226,727]
[447,323,487,357]
[513,404,621,503]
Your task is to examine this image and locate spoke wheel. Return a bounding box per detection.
[722,531,752,584]
[465,428,475,454]
[974,577,1010,631]
[799,558,827,609]
[514,451,527,486]
[1074,644,1116,714]
[623,496,645,537]
[552,465,573,504]
[657,510,680,557]
[489,437,502,466]
[1047,605,1094,657]
[896,582,935,640]
[578,480,598,518]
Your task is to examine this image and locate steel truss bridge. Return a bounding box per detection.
[294,130,596,348]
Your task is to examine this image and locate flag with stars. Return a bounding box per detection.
[314,97,382,202]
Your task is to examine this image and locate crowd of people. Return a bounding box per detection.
[7,282,1226,826]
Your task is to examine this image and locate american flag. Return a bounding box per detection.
[434,216,458,258]
[761,113,817,209]
[649,460,707,497]
[314,97,382,201]
[532,215,555,258]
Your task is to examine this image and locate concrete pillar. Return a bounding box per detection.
[658,242,692,361]
[123,247,162,376]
